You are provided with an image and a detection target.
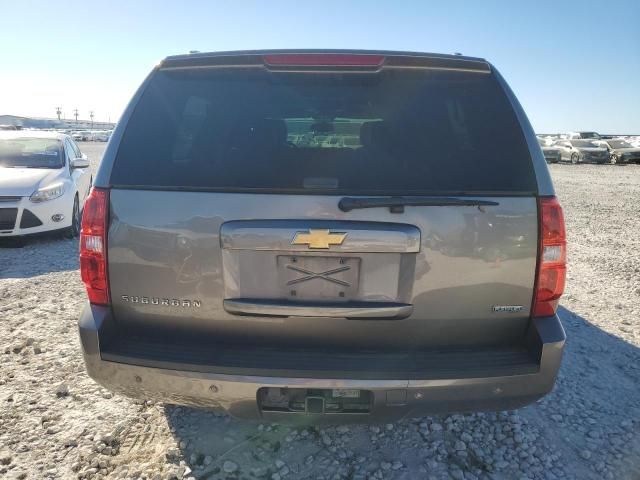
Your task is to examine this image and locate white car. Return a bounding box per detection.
[91,131,110,142]
[0,131,92,239]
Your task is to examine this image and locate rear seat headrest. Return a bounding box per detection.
[360,121,387,148]
[250,118,287,148]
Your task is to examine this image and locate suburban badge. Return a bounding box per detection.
[121,295,202,308]
[492,305,524,313]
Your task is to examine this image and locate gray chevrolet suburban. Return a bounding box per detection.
[78,50,566,422]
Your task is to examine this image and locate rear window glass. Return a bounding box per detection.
[111,68,537,194]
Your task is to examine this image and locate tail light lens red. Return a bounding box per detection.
[533,196,566,317]
[80,188,110,305]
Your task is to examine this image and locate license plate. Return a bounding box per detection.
[332,389,361,398]
[277,256,360,301]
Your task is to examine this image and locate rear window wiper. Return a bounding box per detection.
[338,196,500,213]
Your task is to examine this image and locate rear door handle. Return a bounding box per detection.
[223,299,413,319]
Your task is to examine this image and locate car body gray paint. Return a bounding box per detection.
[107,190,537,348]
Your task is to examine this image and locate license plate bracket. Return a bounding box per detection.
[277,255,360,301]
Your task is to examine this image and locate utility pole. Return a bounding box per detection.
[89,111,94,129]
[55,107,62,121]
[73,109,79,123]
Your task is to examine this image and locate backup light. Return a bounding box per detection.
[542,245,562,263]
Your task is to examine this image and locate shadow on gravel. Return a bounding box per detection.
[555,305,640,387]
[521,306,639,479]
[154,305,640,479]
[0,234,80,278]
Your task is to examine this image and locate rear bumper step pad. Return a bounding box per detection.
[100,335,538,380]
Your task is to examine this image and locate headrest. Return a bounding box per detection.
[360,121,387,148]
[250,118,287,147]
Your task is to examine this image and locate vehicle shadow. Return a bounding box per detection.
[0,234,79,278]
[158,305,639,479]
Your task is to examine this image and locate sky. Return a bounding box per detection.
[0,0,638,133]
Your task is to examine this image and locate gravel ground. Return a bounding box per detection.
[1,144,639,480]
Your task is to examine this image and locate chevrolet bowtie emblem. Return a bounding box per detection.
[291,229,347,249]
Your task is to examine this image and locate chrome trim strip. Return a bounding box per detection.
[220,220,421,253]
[223,299,413,319]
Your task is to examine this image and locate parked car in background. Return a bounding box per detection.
[72,131,92,142]
[78,50,566,422]
[555,139,609,164]
[0,131,92,239]
[538,138,561,163]
[627,136,640,148]
[566,131,601,139]
[595,139,640,164]
[91,131,110,142]
[536,136,555,146]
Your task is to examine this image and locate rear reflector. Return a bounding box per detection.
[533,197,566,317]
[263,53,385,67]
[80,188,110,305]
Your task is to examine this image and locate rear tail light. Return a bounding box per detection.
[80,188,110,305]
[263,53,385,67]
[533,196,566,317]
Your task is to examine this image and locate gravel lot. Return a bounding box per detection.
[1,143,639,480]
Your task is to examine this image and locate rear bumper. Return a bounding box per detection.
[79,304,565,422]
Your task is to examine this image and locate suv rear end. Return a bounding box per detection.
[78,50,566,422]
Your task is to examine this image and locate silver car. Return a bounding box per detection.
[555,139,610,164]
[78,50,566,422]
[538,138,561,163]
[596,139,640,164]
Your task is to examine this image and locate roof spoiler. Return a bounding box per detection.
[159,51,491,73]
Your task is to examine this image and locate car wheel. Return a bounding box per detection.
[64,196,80,239]
[570,153,579,164]
[610,154,618,165]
